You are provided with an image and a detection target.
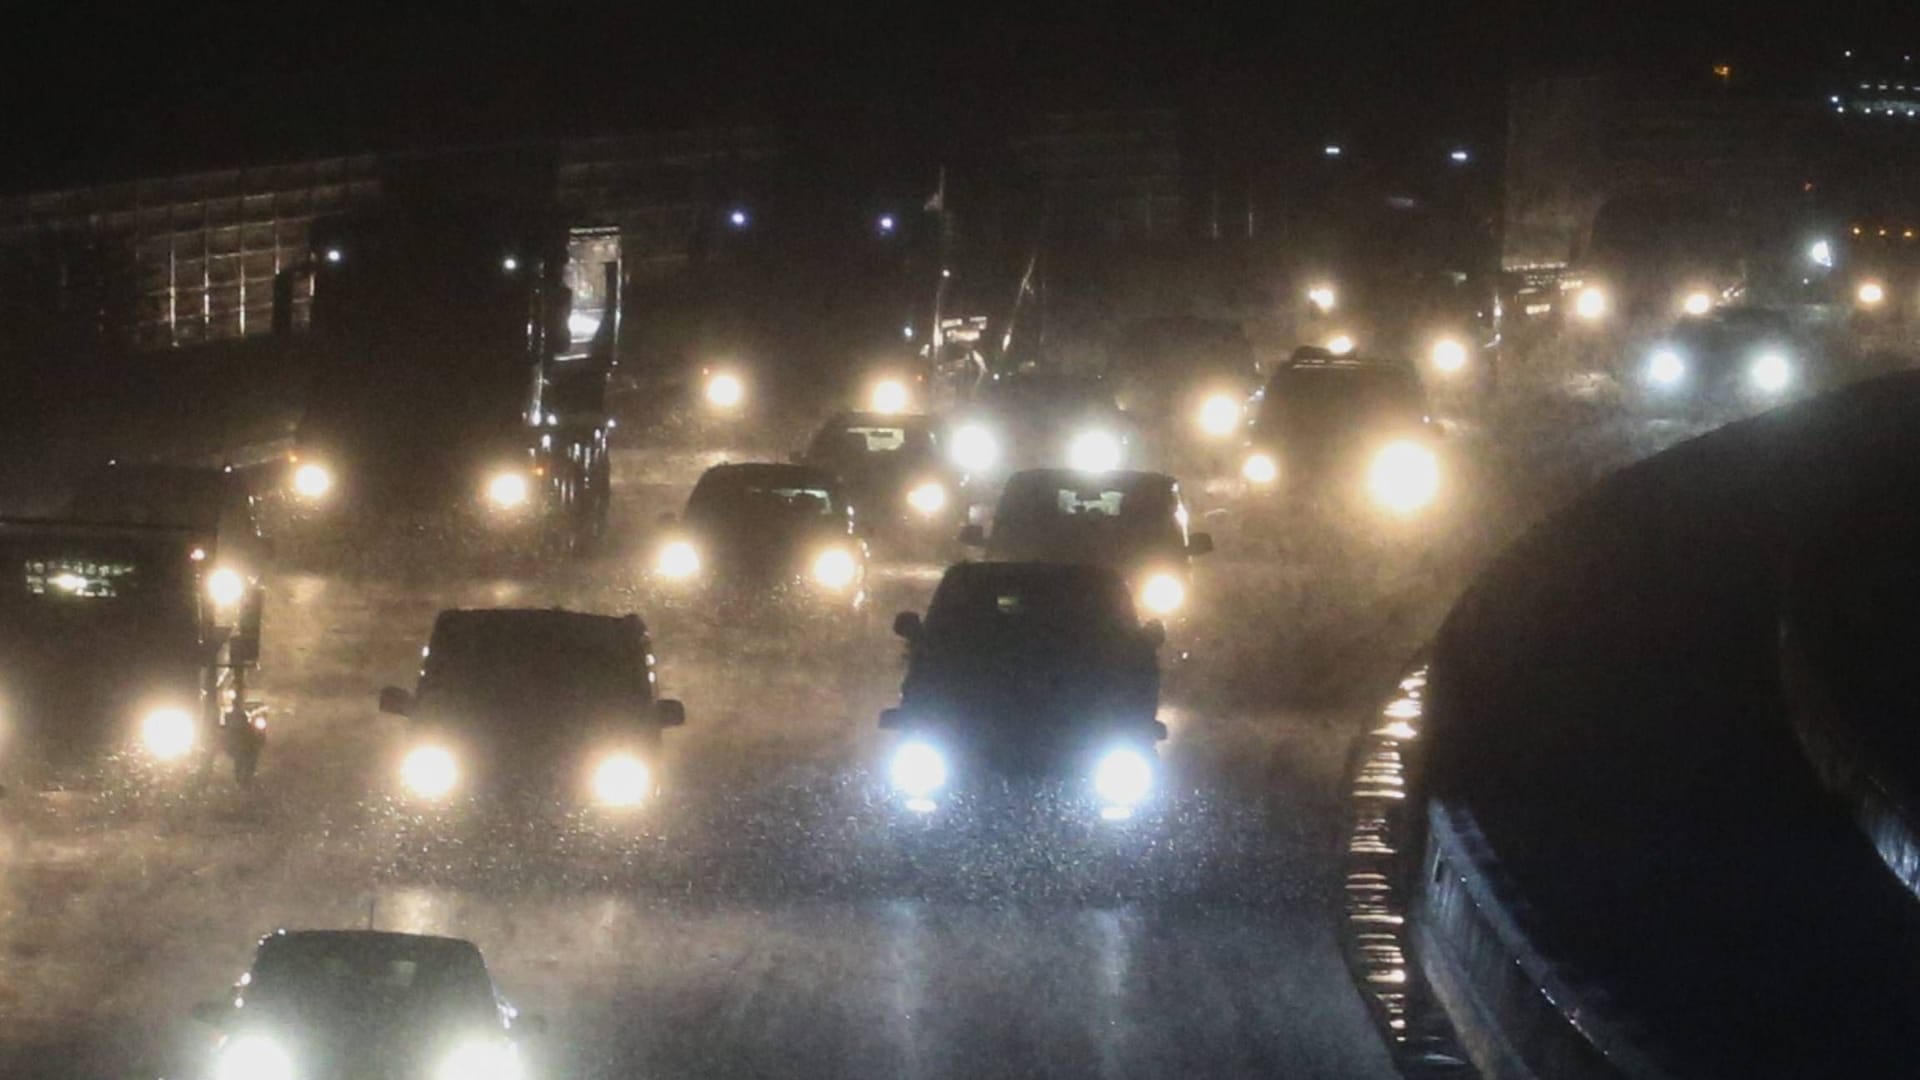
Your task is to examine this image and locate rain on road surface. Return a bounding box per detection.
[0,432,1597,1080]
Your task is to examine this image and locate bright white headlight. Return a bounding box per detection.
[1094,747,1154,808]
[1139,573,1186,617]
[486,471,530,510]
[1858,281,1886,307]
[656,541,700,580]
[889,740,948,799]
[205,567,246,609]
[1751,351,1792,393]
[291,462,333,500]
[705,372,745,409]
[1430,338,1468,373]
[1198,394,1241,437]
[1681,291,1712,316]
[401,744,458,799]
[436,1038,522,1080]
[870,378,910,415]
[1325,333,1356,356]
[812,547,859,590]
[906,481,948,517]
[141,707,197,762]
[215,1034,295,1080]
[1068,429,1123,473]
[1647,349,1686,386]
[592,753,652,807]
[1573,285,1608,321]
[949,423,999,473]
[1307,285,1336,312]
[1241,452,1278,486]
[1366,440,1441,515]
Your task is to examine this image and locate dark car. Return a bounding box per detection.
[795,412,960,553]
[377,608,685,808]
[67,462,270,581]
[943,374,1135,488]
[651,463,870,618]
[880,562,1167,820]
[193,929,539,1080]
[0,519,266,788]
[1637,305,1803,409]
[1236,350,1442,516]
[964,468,1212,622]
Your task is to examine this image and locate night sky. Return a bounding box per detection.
[1,3,1903,194]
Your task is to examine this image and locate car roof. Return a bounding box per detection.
[430,608,645,641]
[257,929,482,957]
[1279,352,1413,376]
[698,462,841,489]
[1004,468,1175,494]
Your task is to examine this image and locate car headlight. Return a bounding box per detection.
[1093,746,1154,808]
[906,480,948,517]
[705,372,745,409]
[1068,429,1123,473]
[1751,351,1792,393]
[1325,333,1356,356]
[205,566,246,610]
[656,540,701,581]
[400,744,459,799]
[949,423,999,473]
[1138,572,1186,617]
[436,1037,522,1080]
[592,753,652,807]
[1197,394,1241,437]
[812,547,859,590]
[1573,285,1608,321]
[870,378,911,415]
[1647,349,1686,386]
[1681,290,1713,316]
[291,462,333,500]
[485,470,531,510]
[1858,280,1886,307]
[1366,440,1441,515]
[1241,451,1279,486]
[1306,284,1336,312]
[889,739,948,799]
[140,706,197,762]
[1430,337,1467,374]
[214,1034,295,1080]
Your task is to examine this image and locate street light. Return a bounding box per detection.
[877,214,897,235]
[1448,148,1471,164]
[728,208,750,229]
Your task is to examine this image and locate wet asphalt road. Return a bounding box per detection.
[0,430,1620,1080]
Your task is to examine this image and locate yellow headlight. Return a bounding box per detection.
[486,471,530,510]
[813,547,859,590]
[1198,394,1241,437]
[1366,440,1441,515]
[205,566,245,610]
[291,462,333,500]
[1326,333,1356,356]
[1307,285,1336,312]
[656,541,701,580]
[1241,452,1279,486]
[1139,573,1186,617]
[141,707,197,761]
[1573,285,1608,321]
[1681,291,1712,316]
[1430,338,1468,374]
[705,372,745,409]
[870,378,910,415]
[592,753,652,807]
[907,481,948,516]
[400,744,458,799]
[1858,280,1887,307]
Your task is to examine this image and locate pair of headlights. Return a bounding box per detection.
[1644,348,1792,394]
[654,542,861,591]
[215,1032,522,1080]
[889,739,1155,819]
[399,744,653,808]
[286,461,536,512]
[1240,440,1440,514]
[947,425,1124,475]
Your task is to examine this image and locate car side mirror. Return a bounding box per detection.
[892,612,923,641]
[192,1002,227,1026]
[1187,532,1214,557]
[378,686,413,716]
[654,699,686,727]
[518,1013,550,1036]
[878,707,903,731]
[1142,620,1167,649]
[957,523,986,547]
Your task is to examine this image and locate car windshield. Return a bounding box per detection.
[247,935,495,1021]
[418,615,645,723]
[67,468,228,530]
[1256,366,1424,435]
[923,566,1139,646]
[809,423,935,466]
[686,473,839,521]
[991,476,1178,552]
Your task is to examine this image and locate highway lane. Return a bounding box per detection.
[0,437,1552,1079]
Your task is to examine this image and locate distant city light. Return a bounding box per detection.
[1448,148,1470,164]
[877,214,896,234]
[501,256,519,272]
[728,208,749,229]
[1323,145,1343,158]
[324,248,343,265]
[902,324,915,340]
[1712,63,1732,80]
[1809,239,1834,268]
